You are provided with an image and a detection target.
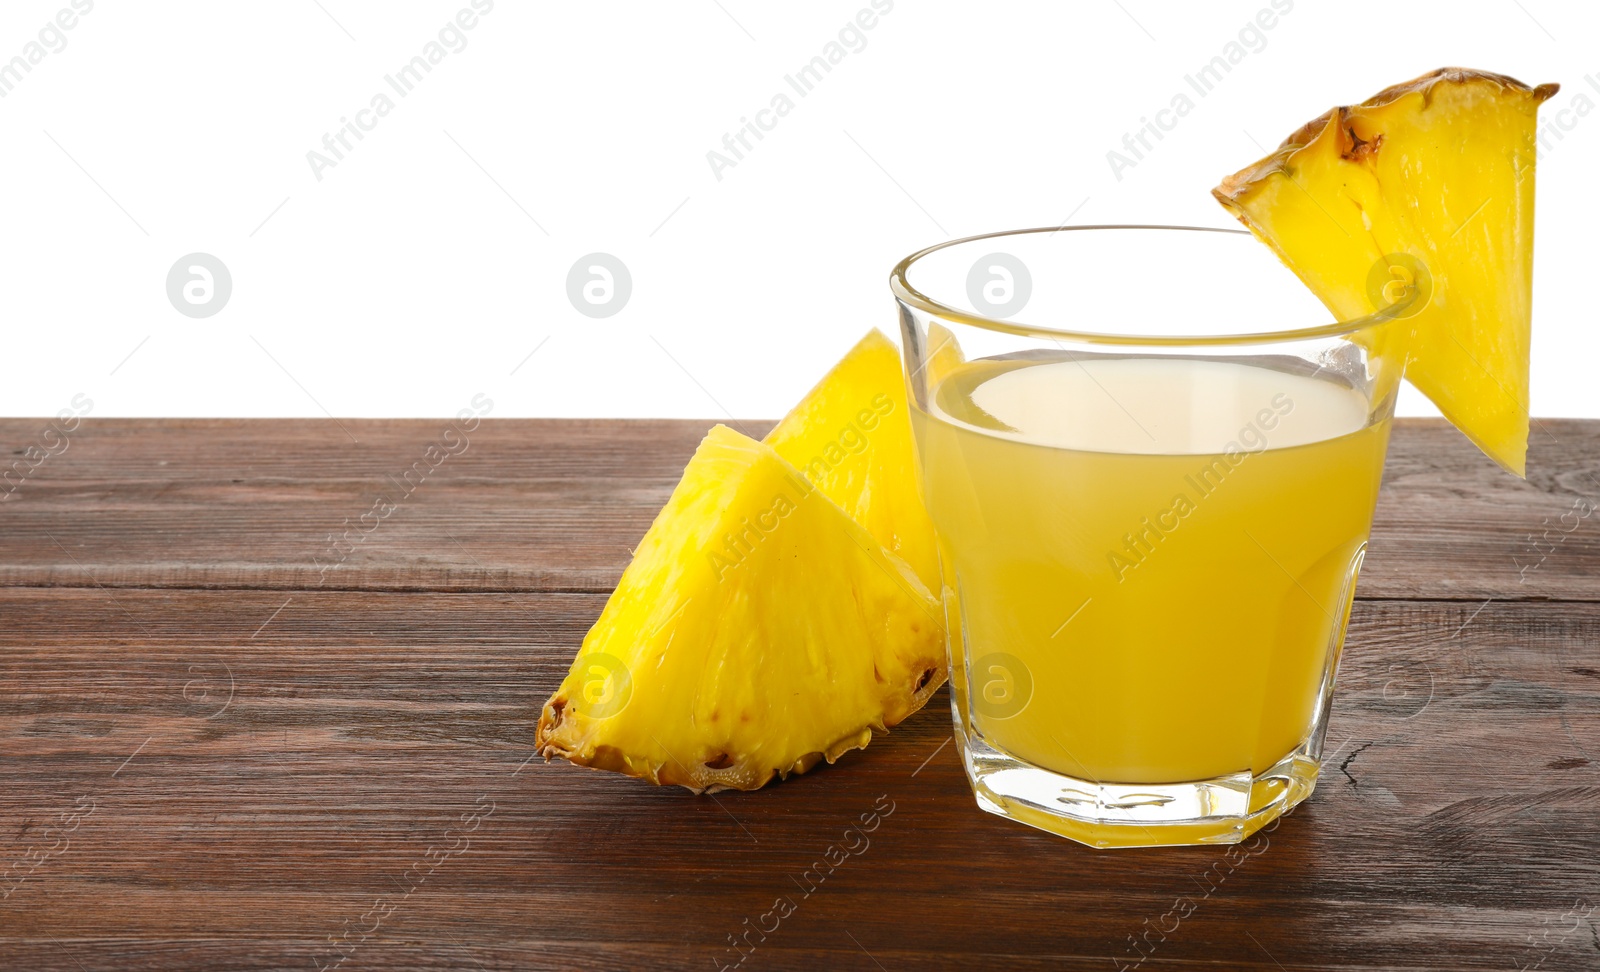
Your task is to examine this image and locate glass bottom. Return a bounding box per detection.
[957,727,1320,849]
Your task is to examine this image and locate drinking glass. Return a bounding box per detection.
[893,225,1407,848]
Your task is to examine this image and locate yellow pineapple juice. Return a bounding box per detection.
[913,354,1390,785]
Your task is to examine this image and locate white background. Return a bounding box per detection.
[0,0,1594,420]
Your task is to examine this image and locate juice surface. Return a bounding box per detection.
[913,354,1391,784]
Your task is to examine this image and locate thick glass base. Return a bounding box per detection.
[957,727,1321,849]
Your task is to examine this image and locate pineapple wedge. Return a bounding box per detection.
[765,330,942,594]
[535,425,944,792]
[1213,68,1558,476]
[919,321,967,391]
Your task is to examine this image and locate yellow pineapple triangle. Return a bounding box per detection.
[765,329,943,592]
[1214,68,1557,476]
[535,425,944,792]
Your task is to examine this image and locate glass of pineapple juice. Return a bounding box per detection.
[893,225,1408,848]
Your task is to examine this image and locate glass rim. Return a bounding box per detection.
[889,224,1400,347]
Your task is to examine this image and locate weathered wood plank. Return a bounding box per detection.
[1,588,1596,971]
[0,418,773,594]
[2,418,1597,599]
[1361,418,1600,601]
[3,417,1597,970]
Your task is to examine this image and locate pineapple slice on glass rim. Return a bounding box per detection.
[1213,67,1558,476]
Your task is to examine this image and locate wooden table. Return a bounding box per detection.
[1,418,1596,971]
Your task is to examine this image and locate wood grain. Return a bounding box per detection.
[3,418,1598,598]
[2,418,1598,971]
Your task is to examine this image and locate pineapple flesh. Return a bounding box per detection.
[535,425,945,793]
[1213,68,1557,476]
[765,330,942,595]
